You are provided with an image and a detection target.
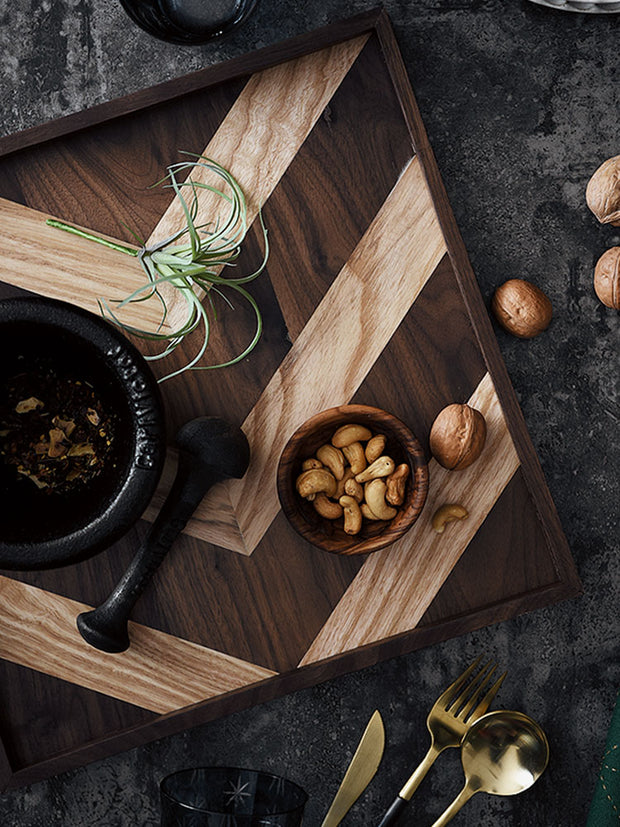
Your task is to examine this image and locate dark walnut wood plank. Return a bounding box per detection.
[0,660,155,769]
[6,523,146,608]
[142,514,363,673]
[418,467,561,629]
[0,11,580,788]
[373,14,580,595]
[352,253,487,451]
[0,79,247,244]
[262,34,414,340]
[152,32,416,432]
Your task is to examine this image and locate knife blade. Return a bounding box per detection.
[321,709,385,827]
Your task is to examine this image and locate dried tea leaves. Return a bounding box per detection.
[0,371,116,494]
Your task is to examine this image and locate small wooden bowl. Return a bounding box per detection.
[277,404,429,555]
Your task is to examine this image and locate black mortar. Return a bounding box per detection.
[0,296,166,569]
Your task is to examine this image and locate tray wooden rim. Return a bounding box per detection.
[0,8,581,790]
[0,8,384,160]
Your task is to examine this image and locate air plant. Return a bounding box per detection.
[47,154,268,382]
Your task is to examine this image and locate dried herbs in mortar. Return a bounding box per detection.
[0,370,116,494]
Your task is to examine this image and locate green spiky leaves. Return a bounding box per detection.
[47,154,268,382]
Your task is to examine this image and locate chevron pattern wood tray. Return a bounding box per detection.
[0,9,580,789]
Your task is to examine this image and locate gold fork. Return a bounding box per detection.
[376,656,506,826]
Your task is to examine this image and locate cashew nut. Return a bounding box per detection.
[386,463,410,506]
[360,503,382,521]
[432,504,469,534]
[296,468,337,499]
[335,467,355,499]
[295,421,408,533]
[342,441,367,475]
[355,455,396,484]
[313,493,343,520]
[339,495,363,535]
[331,423,373,448]
[316,444,345,480]
[365,434,386,463]
[344,477,364,503]
[364,478,397,521]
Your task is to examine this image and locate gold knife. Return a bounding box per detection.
[321,710,385,827]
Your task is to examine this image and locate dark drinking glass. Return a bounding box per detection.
[160,767,308,826]
[119,0,258,44]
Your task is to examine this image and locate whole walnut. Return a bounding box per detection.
[491,279,552,339]
[594,247,620,310]
[586,155,620,227]
[429,403,487,471]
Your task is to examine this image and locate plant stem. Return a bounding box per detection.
[46,219,139,257]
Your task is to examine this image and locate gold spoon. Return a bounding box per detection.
[430,710,550,827]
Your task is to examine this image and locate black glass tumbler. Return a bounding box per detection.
[119,0,258,44]
[160,767,308,826]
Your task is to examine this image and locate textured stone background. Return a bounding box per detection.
[0,0,618,824]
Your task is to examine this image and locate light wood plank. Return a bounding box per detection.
[0,198,176,332]
[138,38,371,547]
[142,451,247,553]
[1,36,371,553]
[148,36,370,327]
[0,38,367,335]
[186,156,447,554]
[299,372,521,665]
[0,577,275,714]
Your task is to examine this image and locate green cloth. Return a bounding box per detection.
[587,691,620,826]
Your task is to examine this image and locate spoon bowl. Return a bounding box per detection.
[462,710,549,795]
[431,710,549,827]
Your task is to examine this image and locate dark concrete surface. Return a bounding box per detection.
[0,0,618,824]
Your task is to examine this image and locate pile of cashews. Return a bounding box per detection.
[295,422,410,535]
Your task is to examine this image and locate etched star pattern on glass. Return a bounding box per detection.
[160,767,307,826]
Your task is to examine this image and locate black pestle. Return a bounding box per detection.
[76,416,250,653]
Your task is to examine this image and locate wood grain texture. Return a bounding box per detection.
[0,13,580,787]
[0,577,276,714]
[142,451,247,552]
[277,404,429,556]
[418,468,561,630]
[0,198,176,331]
[259,33,415,345]
[373,13,580,594]
[299,372,520,664]
[147,36,368,330]
[152,36,367,238]
[0,658,155,771]
[0,39,367,334]
[146,33,416,544]
[191,156,447,554]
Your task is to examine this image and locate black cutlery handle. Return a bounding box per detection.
[377,796,409,826]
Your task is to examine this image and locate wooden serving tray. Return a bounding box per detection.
[0,9,580,789]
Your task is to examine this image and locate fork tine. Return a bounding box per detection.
[463,670,507,724]
[456,663,497,720]
[445,658,493,713]
[437,655,483,708]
